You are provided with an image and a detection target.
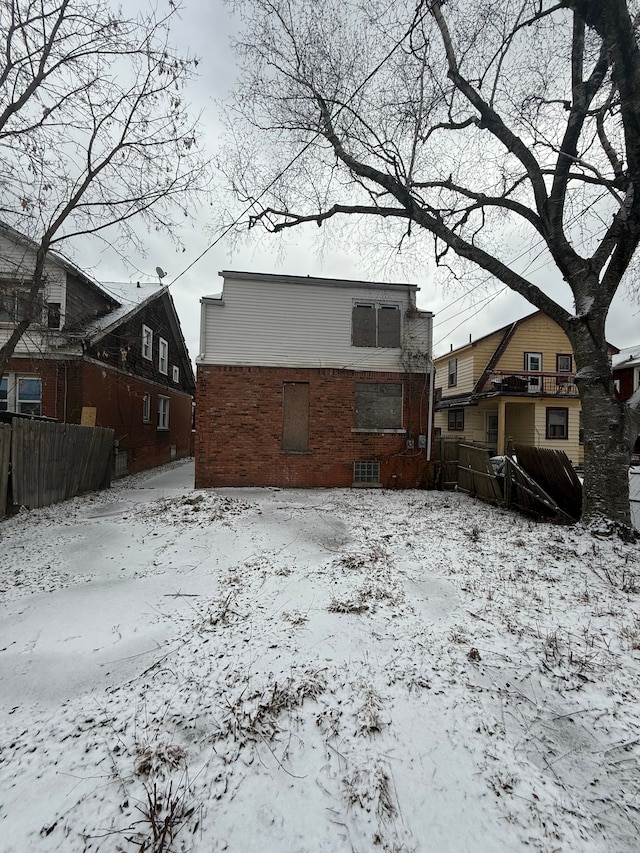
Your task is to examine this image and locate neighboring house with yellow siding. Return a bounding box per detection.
[433,311,618,466]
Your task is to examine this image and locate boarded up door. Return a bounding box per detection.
[282,383,309,452]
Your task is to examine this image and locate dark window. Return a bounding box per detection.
[17,377,42,415]
[355,383,403,429]
[0,377,7,411]
[352,303,400,348]
[448,408,464,431]
[47,303,61,329]
[557,354,572,373]
[448,359,457,388]
[434,387,443,404]
[546,407,568,439]
[0,282,42,323]
[282,382,310,452]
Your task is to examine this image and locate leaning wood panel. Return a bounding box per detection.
[512,444,582,521]
[11,419,114,509]
[0,424,11,517]
[458,444,503,504]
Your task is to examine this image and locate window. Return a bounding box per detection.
[282,382,310,452]
[556,354,572,373]
[142,325,153,360]
[546,407,568,439]
[434,387,443,404]
[448,359,457,388]
[158,395,170,430]
[353,460,380,485]
[355,383,403,430]
[579,412,584,445]
[142,393,151,423]
[17,377,42,415]
[158,338,168,374]
[47,303,61,329]
[0,377,7,411]
[525,352,543,393]
[0,283,47,324]
[352,302,401,348]
[448,408,464,431]
[172,365,179,383]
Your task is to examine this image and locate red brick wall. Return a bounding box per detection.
[195,365,432,488]
[616,367,636,402]
[79,362,193,474]
[3,356,193,475]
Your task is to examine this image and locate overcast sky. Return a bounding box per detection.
[72,0,640,363]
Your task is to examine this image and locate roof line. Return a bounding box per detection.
[219,269,420,291]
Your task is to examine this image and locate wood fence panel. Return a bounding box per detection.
[11,419,114,509]
[512,444,582,521]
[457,444,503,504]
[0,423,11,517]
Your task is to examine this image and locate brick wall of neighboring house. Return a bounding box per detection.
[195,365,432,489]
[2,356,59,415]
[79,361,193,474]
[616,368,636,401]
[3,356,193,474]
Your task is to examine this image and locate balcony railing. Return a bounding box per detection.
[480,370,579,397]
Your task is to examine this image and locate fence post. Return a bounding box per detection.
[0,423,10,517]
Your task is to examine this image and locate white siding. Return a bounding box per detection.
[199,275,432,371]
[0,232,69,355]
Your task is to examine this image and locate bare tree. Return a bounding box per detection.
[0,0,210,374]
[222,0,640,537]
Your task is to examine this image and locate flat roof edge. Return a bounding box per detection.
[219,270,420,291]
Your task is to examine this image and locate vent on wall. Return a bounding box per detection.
[353,460,381,487]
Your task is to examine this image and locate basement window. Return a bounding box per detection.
[353,460,381,486]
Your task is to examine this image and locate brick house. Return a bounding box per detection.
[613,344,640,457]
[0,223,195,475]
[432,311,618,466]
[195,271,433,488]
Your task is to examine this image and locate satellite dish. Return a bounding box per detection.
[156,266,167,280]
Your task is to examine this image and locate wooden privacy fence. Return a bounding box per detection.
[0,423,10,517]
[450,442,583,523]
[6,419,114,512]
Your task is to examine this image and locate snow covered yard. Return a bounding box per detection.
[1,459,640,853]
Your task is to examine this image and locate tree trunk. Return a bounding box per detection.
[571,326,635,537]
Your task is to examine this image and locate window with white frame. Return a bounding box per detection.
[158,337,168,374]
[0,374,42,414]
[172,365,179,383]
[142,393,151,423]
[142,325,153,360]
[448,359,458,388]
[17,377,42,415]
[158,395,170,430]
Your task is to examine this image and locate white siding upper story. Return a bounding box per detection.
[198,271,433,372]
[0,230,68,355]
